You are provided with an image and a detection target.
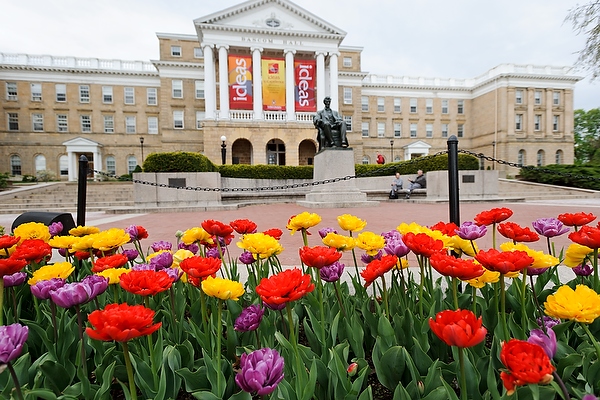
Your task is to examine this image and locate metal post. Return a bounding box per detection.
[390,139,394,162]
[139,137,145,164]
[447,135,460,227]
[77,155,88,227]
[220,135,227,165]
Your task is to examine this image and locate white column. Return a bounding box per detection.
[329,51,339,110]
[202,43,216,120]
[94,149,102,181]
[285,49,296,121]
[68,151,76,181]
[252,47,263,120]
[315,51,326,108]
[217,45,230,120]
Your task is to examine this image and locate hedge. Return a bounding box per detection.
[519,164,600,190]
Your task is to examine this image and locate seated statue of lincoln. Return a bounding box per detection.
[313,96,349,151]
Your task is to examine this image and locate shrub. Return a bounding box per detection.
[0,172,9,189]
[143,152,218,173]
[22,175,37,183]
[36,170,57,182]
[519,164,600,190]
[219,164,314,179]
[355,153,479,177]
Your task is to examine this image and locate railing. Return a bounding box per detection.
[0,53,157,73]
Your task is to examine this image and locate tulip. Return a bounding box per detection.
[3,271,27,287]
[150,240,172,252]
[318,227,338,239]
[299,245,342,269]
[201,276,244,301]
[205,247,220,259]
[499,339,554,396]
[238,251,255,265]
[361,250,382,264]
[337,214,367,232]
[262,228,283,240]
[48,221,63,237]
[256,268,314,309]
[558,212,596,227]
[30,278,66,300]
[229,219,257,234]
[201,219,234,238]
[149,251,173,269]
[544,284,600,324]
[456,221,487,240]
[528,328,557,358]
[532,218,570,238]
[234,304,265,332]
[0,323,28,364]
[498,222,539,242]
[573,263,594,276]
[178,242,199,254]
[537,316,560,330]
[429,309,487,348]
[125,225,148,242]
[474,207,513,226]
[384,236,410,258]
[235,348,285,396]
[122,248,139,261]
[582,395,599,400]
[347,362,358,376]
[320,261,345,282]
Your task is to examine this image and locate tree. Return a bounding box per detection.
[566,1,600,80]
[574,108,600,164]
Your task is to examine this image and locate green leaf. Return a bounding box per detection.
[176,367,211,392]
[229,391,252,400]
[374,346,406,391]
[392,383,413,400]
[93,361,116,400]
[23,389,59,400]
[357,386,373,400]
[39,359,75,394]
[192,391,221,400]
[300,360,318,400]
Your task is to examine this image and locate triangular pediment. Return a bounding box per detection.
[62,137,102,147]
[195,0,346,37]
[403,140,432,150]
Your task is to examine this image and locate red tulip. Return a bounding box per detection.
[180,255,221,280]
[474,207,513,226]
[11,239,52,263]
[256,268,314,309]
[498,222,540,242]
[499,339,554,395]
[429,309,487,348]
[430,221,459,236]
[569,225,600,249]
[361,255,398,287]
[0,235,20,250]
[119,270,172,296]
[92,253,129,273]
[201,219,234,238]
[299,246,342,269]
[475,249,533,275]
[0,256,28,278]
[230,219,258,234]
[86,303,162,342]
[263,228,283,240]
[558,212,596,227]
[429,252,485,280]
[402,232,444,257]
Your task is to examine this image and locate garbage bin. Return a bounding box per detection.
[11,212,76,235]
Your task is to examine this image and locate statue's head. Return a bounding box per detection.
[323,96,331,106]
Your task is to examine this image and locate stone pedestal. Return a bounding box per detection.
[297,148,379,208]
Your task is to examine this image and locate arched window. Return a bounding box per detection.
[517,150,525,167]
[10,155,21,175]
[555,150,563,165]
[537,150,545,167]
[35,154,46,172]
[59,155,68,176]
[127,156,137,173]
[106,156,116,175]
[362,155,370,164]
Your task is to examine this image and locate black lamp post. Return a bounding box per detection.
[139,137,145,164]
[390,139,394,162]
[220,135,227,165]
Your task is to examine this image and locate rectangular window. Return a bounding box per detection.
[426,123,433,138]
[79,85,90,103]
[195,81,204,99]
[31,83,42,101]
[553,115,559,131]
[8,113,18,130]
[410,123,417,138]
[172,80,183,98]
[410,98,417,113]
[441,100,449,114]
[57,114,68,132]
[361,96,369,112]
[196,111,205,129]
[102,86,113,103]
[106,157,116,175]
[125,116,136,133]
[377,122,385,137]
[194,47,203,58]
[457,100,464,114]
[426,99,433,114]
[515,90,523,104]
[148,117,158,134]
[457,124,464,138]
[361,122,369,137]
[11,156,21,175]
[377,97,385,112]
[6,82,17,100]
[171,45,182,57]
[534,91,542,105]
[344,116,352,132]
[147,88,157,105]
[441,123,449,138]
[103,115,114,133]
[515,114,523,130]
[343,87,352,104]
[343,57,352,67]
[393,123,401,138]
[173,110,184,129]
[394,98,401,113]
[55,84,66,102]
[553,92,560,106]
[80,115,91,132]
[32,113,44,131]
[124,87,135,105]
[534,115,541,131]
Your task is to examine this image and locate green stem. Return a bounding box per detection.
[122,342,138,400]
[581,323,600,360]
[144,297,158,388]
[286,303,305,388]
[75,305,87,377]
[200,288,208,333]
[382,277,390,320]
[452,277,459,310]
[499,275,510,341]
[334,281,348,319]
[492,223,497,249]
[6,362,24,400]
[471,285,477,314]
[0,279,4,326]
[593,248,598,292]
[317,279,327,356]
[521,268,528,332]
[216,300,223,394]
[418,257,425,317]
[112,284,119,303]
[458,347,468,400]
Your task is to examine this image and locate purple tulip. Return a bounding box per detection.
[384,237,410,258]
[528,328,557,358]
[527,267,549,276]
[318,227,338,239]
[234,304,265,332]
[206,247,220,259]
[456,221,487,240]
[235,348,285,396]
[532,218,570,238]
[178,242,199,254]
[132,263,155,271]
[582,395,599,400]
[82,275,109,299]
[320,261,345,282]
[163,267,183,282]
[573,263,594,277]
[151,240,172,252]
[48,222,63,237]
[361,250,382,264]
[49,276,108,308]
[3,272,27,288]
[239,251,256,265]
[537,316,560,330]
[58,248,68,257]
[150,252,173,269]
[381,230,402,242]
[30,278,66,300]
[0,323,29,364]
[125,225,140,242]
[122,249,139,261]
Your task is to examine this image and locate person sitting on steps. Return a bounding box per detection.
[406,170,426,199]
[391,172,403,197]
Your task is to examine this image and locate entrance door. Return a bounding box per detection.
[266,140,286,165]
[77,152,94,178]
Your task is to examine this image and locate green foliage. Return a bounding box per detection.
[36,170,57,182]
[21,174,37,183]
[0,172,9,189]
[519,163,600,190]
[143,152,218,173]
[219,164,314,179]
[355,153,479,177]
[574,108,600,164]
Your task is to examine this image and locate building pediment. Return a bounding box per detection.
[62,137,102,147]
[195,0,346,40]
[403,140,432,150]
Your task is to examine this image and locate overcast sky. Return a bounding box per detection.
[1,0,597,110]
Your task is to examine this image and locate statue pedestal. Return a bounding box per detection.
[297,148,379,208]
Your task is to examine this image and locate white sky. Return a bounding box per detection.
[1,0,597,110]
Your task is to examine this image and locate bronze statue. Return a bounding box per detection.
[313,96,349,151]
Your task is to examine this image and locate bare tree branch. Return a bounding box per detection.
[566,1,600,80]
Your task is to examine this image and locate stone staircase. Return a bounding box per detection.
[0,182,134,214]
[498,178,600,201]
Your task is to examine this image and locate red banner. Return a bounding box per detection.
[228,54,253,110]
[294,59,316,111]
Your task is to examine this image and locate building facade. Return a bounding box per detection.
[0,0,581,181]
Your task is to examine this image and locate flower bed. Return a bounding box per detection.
[0,209,599,399]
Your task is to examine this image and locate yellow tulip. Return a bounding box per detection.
[69,225,100,237]
[172,249,195,268]
[13,222,51,243]
[181,227,213,245]
[544,284,600,324]
[354,231,385,256]
[286,212,321,235]
[322,232,355,251]
[467,268,500,288]
[28,262,75,285]
[563,243,593,268]
[337,214,367,232]
[92,228,131,252]
[501,242,559,269]
[201,276,245,301]
[237,233,283,259]
[97,267,129,284]
[48,235,79,250]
